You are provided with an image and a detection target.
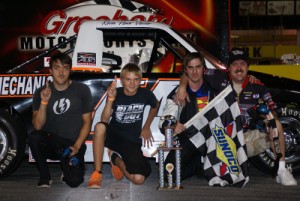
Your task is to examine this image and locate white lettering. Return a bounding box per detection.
[9,77,18,95]
[17,77,26,94]
[24,76,33,95]
[7,148,17,156]
[281,107,287,116]
[2,77,10,95]
[0,75,52,97]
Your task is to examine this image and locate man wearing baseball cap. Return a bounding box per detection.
[176,48,297,186]
[228,47,297,186]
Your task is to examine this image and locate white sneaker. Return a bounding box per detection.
[276,169,297,186]
[37,179,52,188]
[61,173,66,184]
[208,177,229,187]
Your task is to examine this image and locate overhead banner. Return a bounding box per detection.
[0,0,228,72]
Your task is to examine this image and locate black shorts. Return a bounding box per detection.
[105,126,151,178]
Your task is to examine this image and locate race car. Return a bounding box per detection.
[0,20,299,179]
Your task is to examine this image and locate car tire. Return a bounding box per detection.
[249,105,300,176]
[0,111,27,179]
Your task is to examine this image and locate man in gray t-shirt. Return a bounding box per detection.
[29,52,93,188]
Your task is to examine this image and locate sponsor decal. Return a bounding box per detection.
[40,9,171,35]
[263,93,272,101]
[18,35,75,51]
[259,152,275,167]
[77,52,96,66]
[0,75,52,97]
[19,3,172,51]
[281,107,300,118]
[212,125,240,175]
[0,148,17,174]
[253,94,259,98]
[44,57,51,67]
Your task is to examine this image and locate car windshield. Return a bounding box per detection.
[100,28,189,73]
[8,27,192,74]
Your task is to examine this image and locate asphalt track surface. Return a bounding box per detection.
[0,158,299,201]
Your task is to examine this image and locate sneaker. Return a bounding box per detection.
[61,174,66,184]
[109,151,124,181]
[276,169,298,186]
[111,165,124,181]
[88,171,103,189]
[37,179,52,188]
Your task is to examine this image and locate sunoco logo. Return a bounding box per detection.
[212,125,241,175]
[19,2,172,51]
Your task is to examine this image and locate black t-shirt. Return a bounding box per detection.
[109,87,157,144]
[32,81,93,141]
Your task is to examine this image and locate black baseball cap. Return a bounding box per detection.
[228,48,249,65]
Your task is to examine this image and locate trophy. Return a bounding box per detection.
[158,115,183,190]
[166,163,174,188]
[160,115,176,148]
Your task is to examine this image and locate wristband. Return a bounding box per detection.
[41,101,48,105]
[107,97,115,101]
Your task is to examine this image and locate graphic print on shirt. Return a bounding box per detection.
[115,103,145,124]
[53,98,71,114]
[197,96,208,111]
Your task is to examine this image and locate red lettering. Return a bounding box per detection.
[40,10,66,35]
[40,9,172,35]
[60,16,79,34]
[96,16,110,20]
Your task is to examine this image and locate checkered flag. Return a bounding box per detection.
[94,0,157,12]
[185,85,249,187]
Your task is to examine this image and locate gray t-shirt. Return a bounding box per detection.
[33,81,93,141]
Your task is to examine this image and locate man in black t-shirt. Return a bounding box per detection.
[88,63,159,188]
[29,52,93,188]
